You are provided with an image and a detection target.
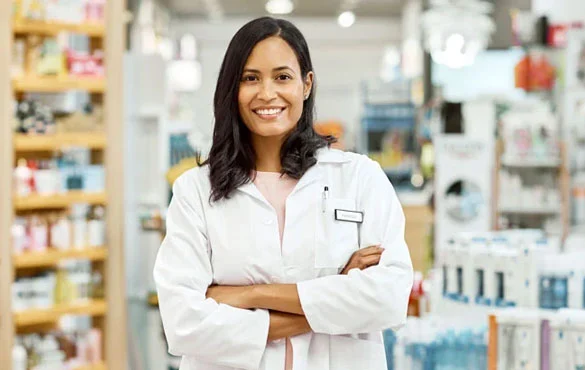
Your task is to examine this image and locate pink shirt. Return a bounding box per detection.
[253,171,298,370]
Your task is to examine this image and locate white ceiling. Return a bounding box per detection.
[164,0,405,19]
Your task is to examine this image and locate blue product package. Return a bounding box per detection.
[552,277,568,309]
[83,165,105,192]
[383,329,396,370]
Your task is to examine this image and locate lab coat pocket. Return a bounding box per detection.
[315,198,359,268]
[329,335,387,370]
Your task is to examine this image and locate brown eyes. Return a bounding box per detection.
[241,74,292,82]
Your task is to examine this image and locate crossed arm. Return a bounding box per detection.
[206,245,385,341]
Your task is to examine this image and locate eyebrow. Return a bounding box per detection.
[243,66,294,73]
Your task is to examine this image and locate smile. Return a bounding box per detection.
[253,107,285,119]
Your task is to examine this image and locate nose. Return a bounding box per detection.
[257,80,277,101]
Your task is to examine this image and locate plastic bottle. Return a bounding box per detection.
[12,340,27,370]
[13,158,32,196]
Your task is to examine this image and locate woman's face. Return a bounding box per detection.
[238,36,313,140]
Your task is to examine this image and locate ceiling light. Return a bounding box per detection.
[421,0,495,69]
[338,11,355,28]
[265,0,294,15]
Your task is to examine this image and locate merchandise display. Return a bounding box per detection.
[494,100,569,236]
[14,316,103,370]
[440,231,585,310]
[14,0,105,24]
[12,205,106,254]
[12,260,104,311]
[13,151,105,196]
[384,317,488,370]
[490,309,585,369]
[1,0,126,369]
[13,97,104,134]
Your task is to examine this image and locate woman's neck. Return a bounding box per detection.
[253,135,284,173]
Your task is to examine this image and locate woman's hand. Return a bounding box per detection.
[206,285,254,309]
[340,245,384,275]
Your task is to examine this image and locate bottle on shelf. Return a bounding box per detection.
[13,158,32,196]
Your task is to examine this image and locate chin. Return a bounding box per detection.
[251,124,294,138]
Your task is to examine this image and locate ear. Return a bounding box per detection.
[303,71,314,100]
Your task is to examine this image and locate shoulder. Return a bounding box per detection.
[317,148,383,176]
[171,165,211,200]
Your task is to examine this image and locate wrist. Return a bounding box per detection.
[248,284,265,309]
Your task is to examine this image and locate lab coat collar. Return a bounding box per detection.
[236,147,348,203]
[315,147,351,164]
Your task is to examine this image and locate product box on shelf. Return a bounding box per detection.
[496,309,543,370]
[490,309,585,370]
[439,230,583,311]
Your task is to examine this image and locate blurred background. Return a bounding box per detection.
[1,0,585,369]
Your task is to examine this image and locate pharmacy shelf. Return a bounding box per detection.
[74,362,107,370]
[13,247,107,269]
[13,76,105,93]
[499,206,560,215]
[14,133,107,151]
[14,191,107,211]
[13,20,105,37]
[14,300,107,327]
[501,157,561,168]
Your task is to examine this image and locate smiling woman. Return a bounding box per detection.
[205,17,334,202]
[154,16,413,370]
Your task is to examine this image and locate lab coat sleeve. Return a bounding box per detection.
[153,172,270,369]
[297,158,414,335]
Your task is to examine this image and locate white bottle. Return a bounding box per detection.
[12,340,27,370]
[71,204,89,249]
[11,219,27,255]
[87,206,106,247]
[51,215,71,250]
[13,158,32,196]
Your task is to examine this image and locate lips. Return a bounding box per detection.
[253,107,285,120]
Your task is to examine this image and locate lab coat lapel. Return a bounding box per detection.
[235,148,348,201]
[237,181,272,208]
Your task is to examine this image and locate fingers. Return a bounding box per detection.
[358,254,382,270]
[358,245,384,257]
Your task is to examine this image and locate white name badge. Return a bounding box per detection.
[334,209,364,224]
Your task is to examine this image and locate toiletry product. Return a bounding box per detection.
[34,163,59,195]
[12,340,27,370]
[30,215,48,252]
[14,158,32,196]
[71,204,88,249]
[50,213,71,250]
[87,329,102,363]
[87,206,105,247]
[91,272,104,299]
[12,218,27,255]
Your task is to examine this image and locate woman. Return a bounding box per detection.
[154,17,413,370]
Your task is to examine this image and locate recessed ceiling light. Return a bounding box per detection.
[265,0,294,15]
[338,11,356,28]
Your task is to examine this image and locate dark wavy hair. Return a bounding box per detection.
[203,17,335,202]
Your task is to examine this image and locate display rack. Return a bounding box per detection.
[0,1,127,369]
[493,140,570,242]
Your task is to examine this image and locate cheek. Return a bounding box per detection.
[284,89,305,120]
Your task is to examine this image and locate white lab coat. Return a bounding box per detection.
[154,148,413,370]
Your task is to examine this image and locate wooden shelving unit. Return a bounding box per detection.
[13,20,105,37]
[14,247,107,269]
[14,132,107,151]
[14,300,107,327]
[13,76,106,93]
[14,191,107,211]
[0,1,127,368]
[74,362,107,370]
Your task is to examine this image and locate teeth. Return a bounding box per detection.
[256,108,282,115]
